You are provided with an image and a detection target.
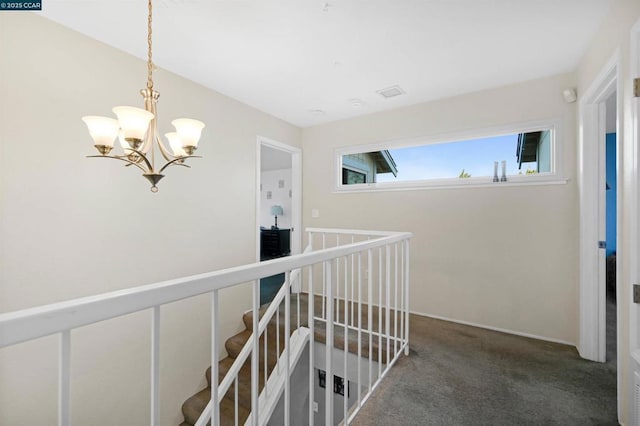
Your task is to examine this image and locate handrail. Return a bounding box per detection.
[305,227,407,237]
[0,231,411,348]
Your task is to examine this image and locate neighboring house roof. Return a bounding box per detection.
[516,131,543,169]
[372,150,398,177]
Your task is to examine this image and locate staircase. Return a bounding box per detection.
[0,228,411,426]
[180,292,396,425]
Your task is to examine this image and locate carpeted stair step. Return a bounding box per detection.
[312,320,390,364]
[181,386,251,426]
[243,293,401,335]
[181,292,397,425]
[224,331,283,369]
[184,324,285,424]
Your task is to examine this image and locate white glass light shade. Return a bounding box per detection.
[171,118,205,148]
[112,106,154,141]
[82,116,119,147]
[165,132,186,157]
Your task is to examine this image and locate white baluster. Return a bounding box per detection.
[351,236,355,327]
[400,241,405,350]
[336,235,340,325]
[394,243,399,357]
[211,291,220,426]
[386,245,391,369]
[325,259,335,426]
[251,281,259,426]
[343,256,349,424]
[357,251,362,408]
[264,325,268,397]
[367,248,373,394]
[284,271,291,426]
[277,305,280,374]
[322,233,326,320]
[234,375,239,426]
[151,306,160,426]
[378,247,382,379]
[404,240,410,355]
[308,264,315,426]
[59,330,70,426]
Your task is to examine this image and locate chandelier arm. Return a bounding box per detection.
[155,134,177,162]
[125,148,155,172]
[139,128,154,155]
[86,155,149,173]
[158,155,201,173]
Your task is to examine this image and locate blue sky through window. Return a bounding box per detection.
[376,134,536,182]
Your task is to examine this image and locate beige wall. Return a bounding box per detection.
[302,73,579,345]
[0,14,300,425]
[576,0,640,423]
[4,1,638,423]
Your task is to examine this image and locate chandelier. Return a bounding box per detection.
[82,0,205,193]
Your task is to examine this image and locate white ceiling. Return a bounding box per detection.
[42,0,612,128]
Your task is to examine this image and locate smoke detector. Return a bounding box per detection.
[376,85,405,99]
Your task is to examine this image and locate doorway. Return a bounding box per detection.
[604,92,617,370]
[256,136,302,305]
[578,52,621,418]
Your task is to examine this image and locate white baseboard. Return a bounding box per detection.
[410,310,576,347]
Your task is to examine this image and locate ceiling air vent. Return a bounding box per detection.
[376,85,405,99]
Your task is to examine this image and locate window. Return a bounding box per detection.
[342,168,367,184]
[336,122,564,191]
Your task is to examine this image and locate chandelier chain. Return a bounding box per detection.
[147,0,153,90]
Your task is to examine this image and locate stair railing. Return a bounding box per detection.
[194,246,310,426]
[196,228,412,426]
[0,227,411,426]
[304,228,411,425]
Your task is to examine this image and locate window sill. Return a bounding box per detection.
[334,176,569,193]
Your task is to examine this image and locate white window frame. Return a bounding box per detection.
[334,119,568,192]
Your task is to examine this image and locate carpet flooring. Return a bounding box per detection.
[352,314,617,426]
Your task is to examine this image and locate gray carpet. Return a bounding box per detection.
[352,314,617,426]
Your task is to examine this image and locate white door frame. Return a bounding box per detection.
[578,50,620,362]
[578,50,622,414]
[256,136,302,262]
[629,18,640,425]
